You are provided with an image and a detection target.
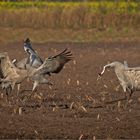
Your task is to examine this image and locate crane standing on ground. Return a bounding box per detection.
[99,61,140,100]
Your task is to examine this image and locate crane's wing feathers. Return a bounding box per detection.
[24,38,36,54]
[36,49,72,75]
[52,48,72,64]
[24,38,43,67]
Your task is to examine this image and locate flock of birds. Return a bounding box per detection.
[0,38,72,102]
[0,38,140,103]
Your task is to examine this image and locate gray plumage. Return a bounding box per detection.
[36,48,72,75]
[22,38,73,91]
[23,38,43,68]
[13,38,43,70]
[0,52,28,99]
[0,38,73,101]
[13,57,28,69]
[12,47,73,93]
[29,48,73,91]
[11,48,72,92]
[99,61,140,100]
[0,52,52,97]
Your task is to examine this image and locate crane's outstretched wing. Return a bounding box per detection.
[36,48,72,75]
[24,38,43,67]
[24,38,36,54]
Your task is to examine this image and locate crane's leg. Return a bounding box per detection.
[32,81,38,92]
[121,84,133,101]
[122,85,127,100]
[5,88,9,103]
[22,79,53,106]
[5,86,12,103]
[26,81,39,100]
[18,81,38,106]
[128,89,133,101]
[124,88,133,101]
[28,80,52,100]
[16,84,27,105]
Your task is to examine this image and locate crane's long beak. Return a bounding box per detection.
[97,67,106,81]
[99,66,106,76]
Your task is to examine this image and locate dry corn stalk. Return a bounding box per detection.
[97,114,100,120]
[18,107,22,115]
[67,78,71,85]
[77,80,80,86]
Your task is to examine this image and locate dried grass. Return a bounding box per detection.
[0,2,139,30]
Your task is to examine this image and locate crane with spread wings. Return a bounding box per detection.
[0,38,73,101]
[19,38,73,92]
[29,48,72,91]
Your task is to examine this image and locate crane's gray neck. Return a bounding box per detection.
[100,61,125,75]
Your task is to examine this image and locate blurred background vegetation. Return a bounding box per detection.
[1,0,140,2]
[0,0,139,44]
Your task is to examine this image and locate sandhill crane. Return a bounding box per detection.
[99,61,140,100]
[0,48,72,100]
[29,48,73,92]
[0,37,73,103]
[0,52,52,101]
[0,52,28,101]
[22,38,73,91]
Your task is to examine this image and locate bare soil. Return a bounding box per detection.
[0,42,140,139]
